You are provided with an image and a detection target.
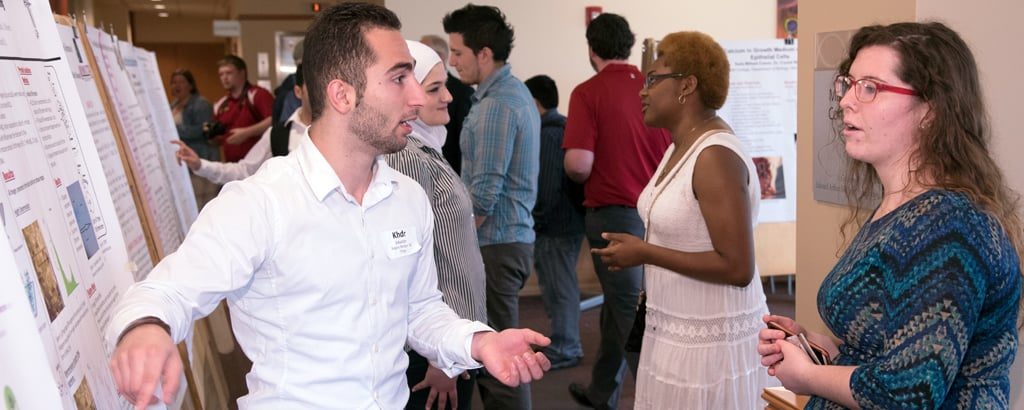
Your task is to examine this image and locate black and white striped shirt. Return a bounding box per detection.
[384,136,488,323]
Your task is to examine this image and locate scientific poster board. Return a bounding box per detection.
[57,17,226,410]
[118,42,198,233]
[84,24,191,259]
[0,1,139,407]
[718,39,798,223]
[55,19,155,280]
[0,233,65,410]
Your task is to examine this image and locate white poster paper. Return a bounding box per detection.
[0,2,138,408]
[121,43,197,233]
[56,23,154,280]
[718,39,798,223]
[85,27,186,258]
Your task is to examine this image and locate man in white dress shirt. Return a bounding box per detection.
[171,65,310,184]
[107,4,552,409]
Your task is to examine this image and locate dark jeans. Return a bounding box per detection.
[583,206,644,410]
[476,242,533,409]
[405,350,475,410]
[534,234,584,362]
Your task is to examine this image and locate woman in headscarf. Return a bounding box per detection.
[385,40,488,410]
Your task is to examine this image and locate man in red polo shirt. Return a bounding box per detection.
[209,55,273,163]
[563,13,671,410]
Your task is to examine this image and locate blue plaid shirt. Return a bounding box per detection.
[460,64,539,246]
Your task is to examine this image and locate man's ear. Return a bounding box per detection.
[477,46,494,64]
[325,79,357,115]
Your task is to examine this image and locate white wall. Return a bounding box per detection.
[916,2,1024,406]
[390,0,775,112]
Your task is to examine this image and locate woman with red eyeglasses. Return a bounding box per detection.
[758,22,1022,409]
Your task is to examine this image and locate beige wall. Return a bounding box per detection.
[916,1,1024,405]
[794,0,916,334]
[389,0,775,113]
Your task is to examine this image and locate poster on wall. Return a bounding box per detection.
[120,43,198,233]
[717,39,797,223]
[56,22,155,280]
[85,26,188,259]
[0,1,139,408]
[0,232,65,410]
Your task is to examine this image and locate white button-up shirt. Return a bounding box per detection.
[195,111,309,185]
[108,132,491,409]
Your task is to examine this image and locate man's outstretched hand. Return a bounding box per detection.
[471,329,552,387]
[109,324,182,409]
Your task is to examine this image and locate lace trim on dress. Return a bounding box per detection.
[646,307,765,345]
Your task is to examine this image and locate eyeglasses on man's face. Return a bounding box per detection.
[834,75,919,103]
[644,72,687,89]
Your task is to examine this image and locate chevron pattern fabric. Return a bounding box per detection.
[808,190,1021,409]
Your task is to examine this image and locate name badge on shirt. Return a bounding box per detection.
[382,227,421,259]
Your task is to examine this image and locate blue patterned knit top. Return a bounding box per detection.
[809,190,1021,409]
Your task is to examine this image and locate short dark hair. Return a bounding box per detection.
[442,4,514,62]
[586,13,635,60]
[217,54,247,72]
[171,68,198,95]
[294,64,303,87]
[302,2,401,121]
[524,75,558,110]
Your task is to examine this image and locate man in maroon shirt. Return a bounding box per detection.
[562,13,671,409]
[209,55,273,163]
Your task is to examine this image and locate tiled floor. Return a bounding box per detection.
[475,277,796,409]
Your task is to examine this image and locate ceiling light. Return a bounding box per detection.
[154,4,166,9]
[158,12,169,17]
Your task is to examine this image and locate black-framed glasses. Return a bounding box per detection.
[644,73,687,89]
[834,75,919,103]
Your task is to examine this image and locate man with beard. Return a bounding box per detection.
[105,4,552,409]
[444,4,541,409]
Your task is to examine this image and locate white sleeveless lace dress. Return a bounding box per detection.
[633,131,776,409]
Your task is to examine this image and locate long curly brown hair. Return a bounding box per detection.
[836,22,1023,303]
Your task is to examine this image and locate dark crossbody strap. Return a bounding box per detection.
[270,120,292,157]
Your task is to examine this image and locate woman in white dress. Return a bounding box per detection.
[593,31,774,409]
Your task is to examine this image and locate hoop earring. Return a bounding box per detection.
[677,95,687,105]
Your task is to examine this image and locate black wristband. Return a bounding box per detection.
[117,316,171,345]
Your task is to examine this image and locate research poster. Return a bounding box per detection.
[0,232,65,410]
[0,1,138,408]
[120,42,197,234]
[718,39,798,223]
[85,25,186,259]
[56,22,154,280]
